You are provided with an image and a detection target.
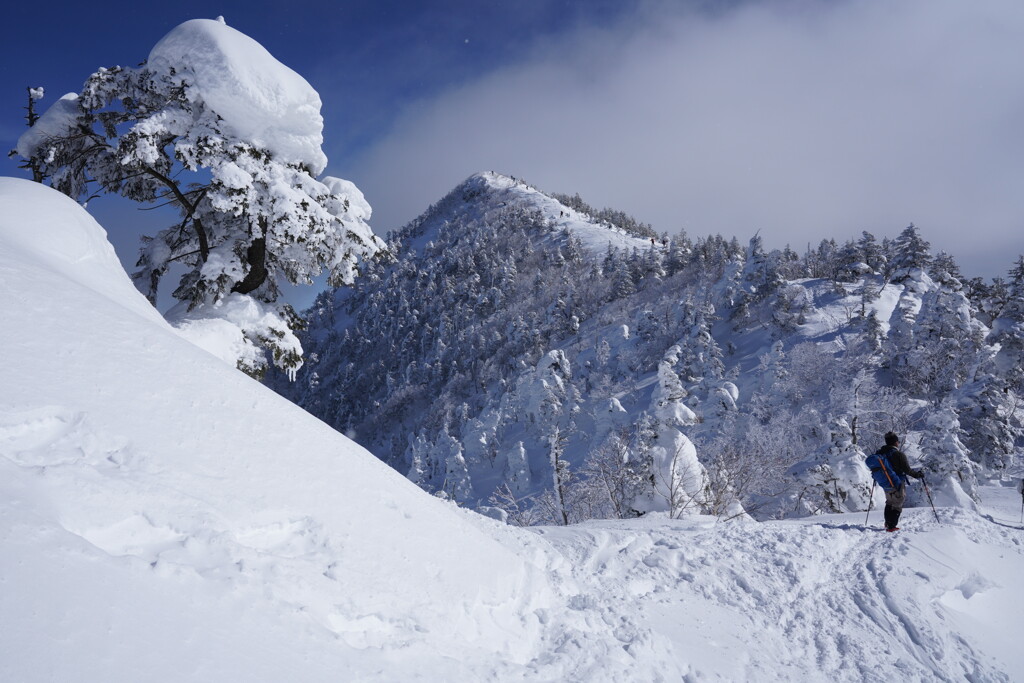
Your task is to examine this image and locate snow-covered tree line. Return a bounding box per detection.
[10,18,384,378]
[274,173,1024,523]
[550,191,659,241]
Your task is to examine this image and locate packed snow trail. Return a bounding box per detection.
[536,500,1022,682]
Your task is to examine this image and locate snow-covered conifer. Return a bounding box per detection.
[14,19,384,375]
[929,251,964,288]
[438,427,473,503]
[888,224,932,282]
[920,399,979,505]
[503,441,532,496]
[652,346,698,427]
[664,233,692,276]
[678,297,725,391]
[957,372,1020,473]
[857,309,884,356]
[742,234,784,303]
[858,231,885,274]
[989,255,1024,392]
[630,350,707,517]
[610,257,636,300]
[793,417,873,515]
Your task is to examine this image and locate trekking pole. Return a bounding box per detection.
[921,474,940,523]
[865,480,876,526]
[1019,479,1023,525]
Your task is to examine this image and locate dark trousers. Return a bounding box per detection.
[884,485,907,529]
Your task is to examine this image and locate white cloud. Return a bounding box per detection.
[344,0,1024,279]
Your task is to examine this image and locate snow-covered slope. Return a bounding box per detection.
[0,178,663,680]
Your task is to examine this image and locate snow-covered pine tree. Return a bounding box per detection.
[438,425,473,503]
[800,417,872,515]
[503,441,532,496]
[678,296,725,392]
[13,18,383,377]
[989,255,1024,393]
[957,370,1020,473]
[547,426,571,525]
[888,224,932,284]
[858,231,886,275]
[741,234,785,305]
[956,255,1024,472]
[633,347,705,517]
[920,398,979,505]
[901,272,985,396]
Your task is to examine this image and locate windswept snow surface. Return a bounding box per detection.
[2,176,1022,681]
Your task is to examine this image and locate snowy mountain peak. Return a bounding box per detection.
[396,171,656,257]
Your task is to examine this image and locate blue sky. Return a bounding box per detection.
[0,0,640,306]
[1,1,632,154]
[3,0,1023,303]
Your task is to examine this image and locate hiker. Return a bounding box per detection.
[867,432,923,532]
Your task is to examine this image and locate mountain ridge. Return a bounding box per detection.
[390,171,658,257]
[276,171,1023,524]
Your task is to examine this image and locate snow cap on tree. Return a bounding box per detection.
[15,93,79,160]
[147,18,328,174]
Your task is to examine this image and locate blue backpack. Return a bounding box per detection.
[865,448,903,491]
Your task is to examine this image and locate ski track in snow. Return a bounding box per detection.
[535,503,1021,682]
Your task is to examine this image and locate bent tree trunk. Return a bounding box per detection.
[231,234,268,295]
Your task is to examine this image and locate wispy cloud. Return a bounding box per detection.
[343,0,1024,279]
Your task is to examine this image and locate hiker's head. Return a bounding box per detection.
[884,431,900,447]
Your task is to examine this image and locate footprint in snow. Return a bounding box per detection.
[0,406,131,468]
